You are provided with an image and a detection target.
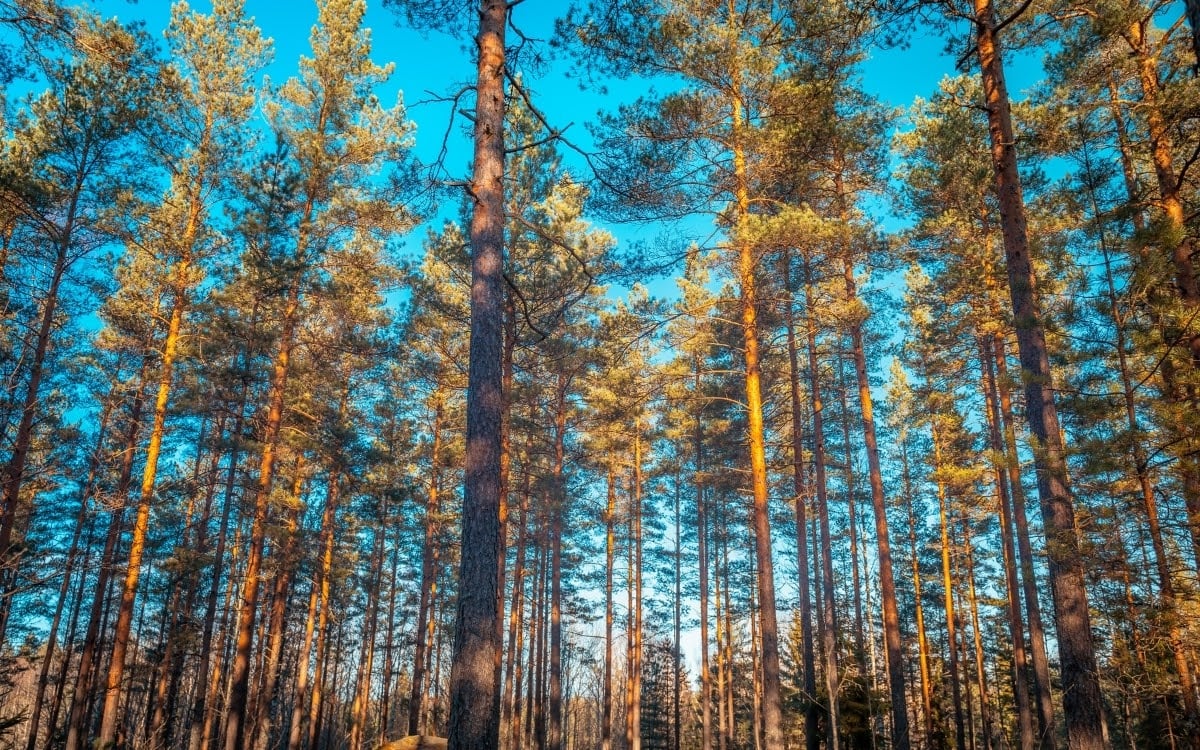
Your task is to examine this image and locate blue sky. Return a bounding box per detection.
[91,0,1046,263]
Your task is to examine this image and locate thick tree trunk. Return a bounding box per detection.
[732,89,785,750]
[974,2,1108,746]
[447,2,506,747]
[98,287,186,749]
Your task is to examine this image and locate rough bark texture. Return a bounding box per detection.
[974,2,1108,746]
[446,2,506,748]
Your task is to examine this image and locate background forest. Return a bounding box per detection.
[1,1,1198,750]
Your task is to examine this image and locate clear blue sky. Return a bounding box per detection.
[92,0,1045,239]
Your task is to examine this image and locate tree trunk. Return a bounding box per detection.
[974,1,1108,745]
[188,373,251,750]
[989,338,1054,743]
[447,2,506,747]
[223,275,302,750]
[25,399,113,750]
[979,337,1035,750]
[64,361,149,750]
[547,376,567,750]
[932,429,966,750]
[304,474,343,750]
[0,235,69,641]
[732,81,785,750]
[411,394,445,736]
[803,260,840,750]
[695,373,713,750]
[901,440,936,749]
[840,242,908,750]
[783,251,819,750]
[604,468,616,750]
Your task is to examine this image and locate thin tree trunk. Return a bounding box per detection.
[979,337,1035,750]
[506,477,530,750]
[411,394,445,736]
[803,260,840,750]
[304,474,343,750]
[783,251,819,750]
[603,468,616,750]
[901,440,936,749]
[962,518,995,750]
[25,399,113,750]
[836,355,867,668]
[252,462,306,750]
[989,338,1054,744]
[695,372,713,750]
[840,241,908,750]
[547,376,567,750]
[932,430,966,750]
[224,274,302,750]
[188,374,250,750]
[0,226,70,639]
[64,361,149,750]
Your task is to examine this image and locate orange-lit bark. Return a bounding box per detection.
[932,430,966,750]
[223,274,301,750]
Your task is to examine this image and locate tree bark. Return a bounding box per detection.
[973,1,1109,746]
[447,2,506,747]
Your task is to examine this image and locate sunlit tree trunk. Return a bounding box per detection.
[64,360,149,750]
[932,430,966,750]
[695,366,714,750]
[901,439,936,749]
[223,274,302,750]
